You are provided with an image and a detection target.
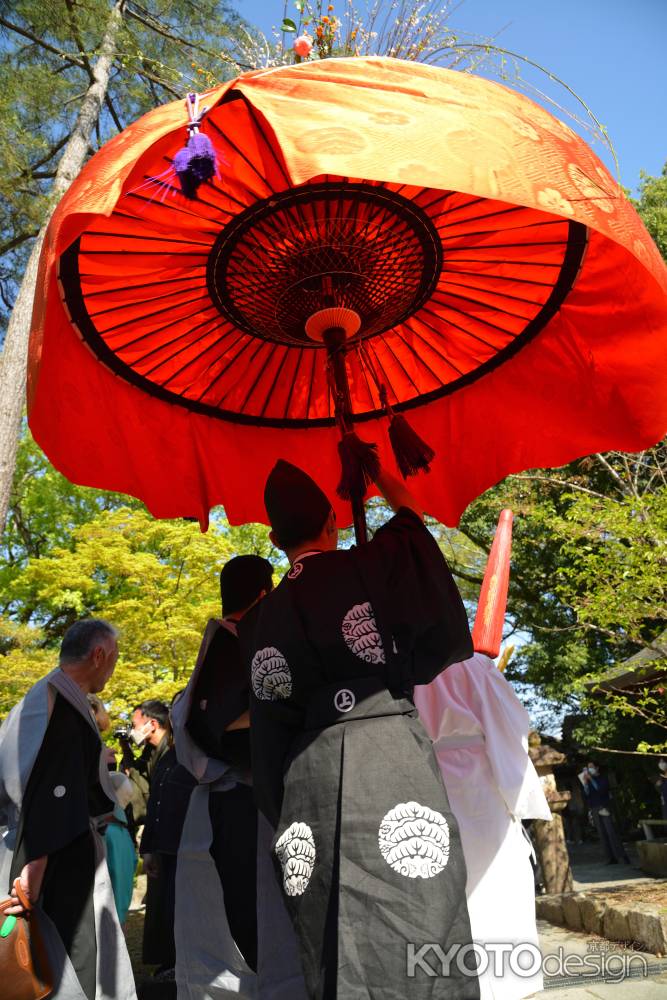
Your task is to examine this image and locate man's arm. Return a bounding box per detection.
[374,467,423,520]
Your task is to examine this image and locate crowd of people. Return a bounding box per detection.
[2,458,642,1000]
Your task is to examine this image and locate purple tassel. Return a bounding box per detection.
[174,131,216,199]
[336,432,380,501]
[388,413,435,478]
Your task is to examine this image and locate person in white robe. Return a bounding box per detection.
[414,652,551,1000]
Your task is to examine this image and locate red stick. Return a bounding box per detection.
[472,509,513,658]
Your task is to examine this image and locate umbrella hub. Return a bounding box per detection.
[304,308,361,344]
[207,181,442,347]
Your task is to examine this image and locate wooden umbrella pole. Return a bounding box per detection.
[323,327,368,546]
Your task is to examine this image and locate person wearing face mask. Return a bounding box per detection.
[580,761,630,865]
[656,758,667,821]
[0,618,137,1000]
[121,699,172,831]
[139,694,196,984]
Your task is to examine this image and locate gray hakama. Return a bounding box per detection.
[240,508,480,1000]
[172,620,307,1000]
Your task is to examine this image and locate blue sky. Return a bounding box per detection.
[237,0,666,195]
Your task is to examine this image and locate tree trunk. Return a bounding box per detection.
[0,0,125,534]
[533,813,574,895]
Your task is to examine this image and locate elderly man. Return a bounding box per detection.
[0,618,137,1000]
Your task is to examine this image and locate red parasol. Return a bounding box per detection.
[28,59,667,533]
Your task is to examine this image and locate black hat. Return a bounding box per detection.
[220,554,274,616]
[264,460,332,549]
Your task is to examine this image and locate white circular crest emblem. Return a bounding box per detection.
[275,821,316,896]
[251,646,292,701]
[53,785,66,798]
[378,801,450,879]
[334,689,356,713]
[341,602,385,664]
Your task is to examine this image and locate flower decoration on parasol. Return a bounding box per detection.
[29,59,667,538]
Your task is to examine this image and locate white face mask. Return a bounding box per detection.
[588,766,598,777]
[130,722,151,746]
[659,760,667,772]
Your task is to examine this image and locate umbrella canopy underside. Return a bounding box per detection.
[30,59,667,528]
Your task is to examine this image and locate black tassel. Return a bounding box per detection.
[388,413,435,478]
[336,432,380,501]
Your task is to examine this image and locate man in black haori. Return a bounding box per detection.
[0,618,136,1000]
[239,460,480,1000]
[172,555,308,1000]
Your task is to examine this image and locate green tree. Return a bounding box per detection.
[631,163,667,261]
[0,430,280,723]
[0,0,255,534]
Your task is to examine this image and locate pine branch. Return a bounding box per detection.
[26,136,69,174]
[514,474,611,501]
[0,231,40,255]
[0,15,85,68]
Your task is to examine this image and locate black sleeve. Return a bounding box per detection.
[360,507,473,684]
[18,697,95,861]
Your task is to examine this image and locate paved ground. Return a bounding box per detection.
[533,840,667,997]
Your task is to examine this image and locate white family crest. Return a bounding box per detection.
[341,602,385,664]
[251,646,292,701]
[378,801,450,879]
[275,821,316,896]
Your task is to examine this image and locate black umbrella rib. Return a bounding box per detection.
[441,276,547,308]
[444,267,556,289]
[422,192,484,216]
[80,249,209,257]
[437,219,565,241]
[400,317,467,377]
[355,350,379,411]
[364,339,400,406]
[104,305,216,351]
[126,189,235,224]
[136,318,232,378]
[305,349,318,421]
[431,288,535,323]
[445,239,572,253]
[440,256,562,268]
[83,230,213,249]
[108,207,222,238]
[243,100,293,188]
[180,330,249,398]
[432,204,525,231]
[237,342,282,414]
[152,329,239,390]
[213,338,269,408]
[374,333,421,395]
[88,282,208,320]
[195,335,255,404]
[388,327,448,386]
[102,305,218,354]
[79,273,206,301]
[206,118,276,196]
[258,345,293,418]
[100,293,211,336]
[419,302,508,349]
[282,347,305,420]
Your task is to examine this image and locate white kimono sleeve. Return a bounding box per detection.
[473,654,552,821]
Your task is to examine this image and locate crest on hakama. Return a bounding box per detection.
[275,821,316,896]
[341,602,385,664]
[378,801,450,879]
[251,646,293,701]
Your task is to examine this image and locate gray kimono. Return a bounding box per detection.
[0,667,137,1000]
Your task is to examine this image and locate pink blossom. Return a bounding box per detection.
[293,34,313,58]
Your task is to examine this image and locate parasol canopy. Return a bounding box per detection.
[28,58,667,530]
